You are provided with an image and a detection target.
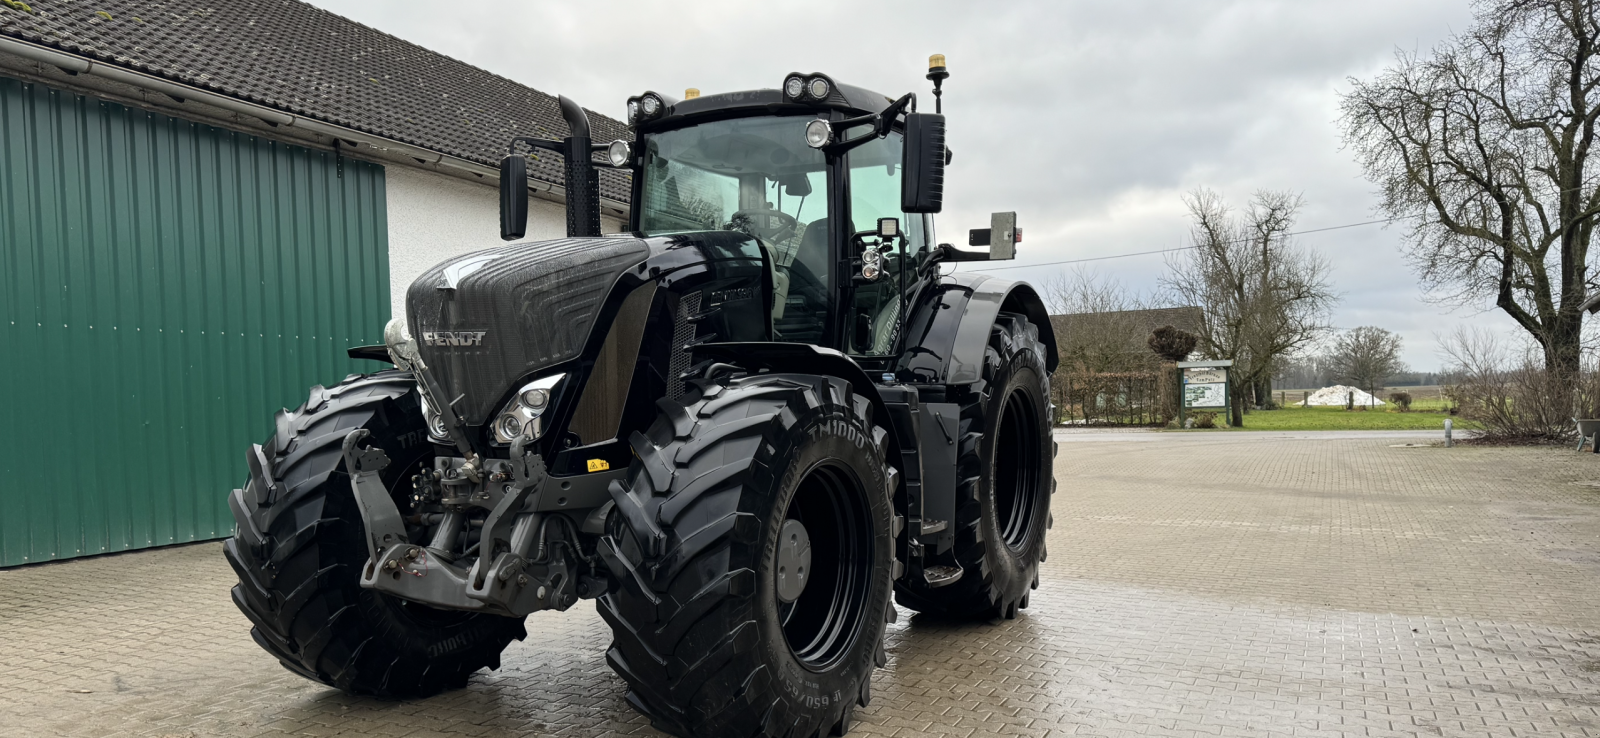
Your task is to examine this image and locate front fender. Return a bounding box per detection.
[690,342,894,449]
[898,274,1059,386]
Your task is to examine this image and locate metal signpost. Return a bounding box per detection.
[1177,360,1234,426]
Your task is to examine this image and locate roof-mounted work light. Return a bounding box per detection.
[783,73,835,103]
[804,118,833,149]
[626,91,673,125]
[606,140,631,167]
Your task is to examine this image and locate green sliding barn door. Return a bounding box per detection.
[0,76,390,566]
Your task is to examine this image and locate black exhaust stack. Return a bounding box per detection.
[558,96,602,239]
[499,95,602,241]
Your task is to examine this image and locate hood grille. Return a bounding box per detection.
[407,237,650,425]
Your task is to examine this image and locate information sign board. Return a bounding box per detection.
[1184,382,1228,408]
[1182,364,1230,409]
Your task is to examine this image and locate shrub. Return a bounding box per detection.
[1441,329,1600,442]
[1388,391,1413,411]
[1147,325,1199,362]
[1193,411,1218,428]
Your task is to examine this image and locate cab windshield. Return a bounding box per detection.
[639,116,831,342]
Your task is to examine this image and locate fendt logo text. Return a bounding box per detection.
[422,331,488,347]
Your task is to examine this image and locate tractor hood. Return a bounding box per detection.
[406,236,651,426]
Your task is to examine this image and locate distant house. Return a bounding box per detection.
[1049,306,1205,373]
[0,0,631,565]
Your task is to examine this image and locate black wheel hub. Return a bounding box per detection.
[775,519,813,604]
[778,462,872,671]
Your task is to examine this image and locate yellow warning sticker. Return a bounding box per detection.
[586,458,611,472]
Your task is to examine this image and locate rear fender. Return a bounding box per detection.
[898,273,1058,386]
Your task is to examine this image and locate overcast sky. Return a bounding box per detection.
[311,0,1498,371]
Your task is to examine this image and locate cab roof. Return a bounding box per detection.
[637,78,902,133]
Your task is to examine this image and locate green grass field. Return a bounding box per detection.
[1170,388,1473,431]
[1221,405,1472,431]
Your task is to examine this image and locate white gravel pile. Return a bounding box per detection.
[1298,385,1387,407]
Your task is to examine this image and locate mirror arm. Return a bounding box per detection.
[507,136,563,155]
[928,243,994,265]
[823,92,918,154]
[875,93,916,137]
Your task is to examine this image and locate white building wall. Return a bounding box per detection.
[384,165,625,320]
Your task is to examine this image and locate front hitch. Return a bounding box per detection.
[343,430,571,617]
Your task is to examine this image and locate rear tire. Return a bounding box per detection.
[599,373,895,738]
[224,370,524,697]
[895,312,1054,620]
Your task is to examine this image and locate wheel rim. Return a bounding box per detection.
[778,461,873,671]
[994,388,1042,551]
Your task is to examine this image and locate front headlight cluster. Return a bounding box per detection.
[490,374,564,445]
[783,73,833,102]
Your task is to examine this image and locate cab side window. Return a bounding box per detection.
[846,132,923,356]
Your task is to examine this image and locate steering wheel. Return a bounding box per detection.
[729,209,799,243]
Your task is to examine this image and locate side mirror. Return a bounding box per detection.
[901,112,945,213]
[499,154,528,241]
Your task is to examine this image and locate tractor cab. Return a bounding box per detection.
[621,77,943,363]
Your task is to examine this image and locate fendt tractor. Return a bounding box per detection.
[226,56,1059,738]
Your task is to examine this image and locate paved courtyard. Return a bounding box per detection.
[5,432,1600,737]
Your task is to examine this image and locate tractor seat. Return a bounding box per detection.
[794,217,829,279]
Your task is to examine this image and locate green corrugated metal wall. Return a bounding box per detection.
[0,76,390,567]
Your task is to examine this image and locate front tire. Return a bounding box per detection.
[224,371,525,697]
[895,312,1054,620]
[599,373,895,738]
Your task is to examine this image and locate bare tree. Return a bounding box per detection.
[1340,0,1600,378]
[1328,326,1407,405]
[1041,268,1154,374]
[1162,189,1338,424]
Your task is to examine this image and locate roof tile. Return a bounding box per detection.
[0,0,632,202]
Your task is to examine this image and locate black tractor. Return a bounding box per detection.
[226,56,1058,738]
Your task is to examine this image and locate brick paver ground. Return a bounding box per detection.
[5,433,1600,737]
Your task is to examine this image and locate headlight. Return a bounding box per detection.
[491,374,565,444]
[784,76,805,99]
[520,387,550,410]
[606,139,631,168]
[626,99,639,123]
[497,414,526,440]
[804,119,832,149]
[807,77,830,99]
[640,94,661,117]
